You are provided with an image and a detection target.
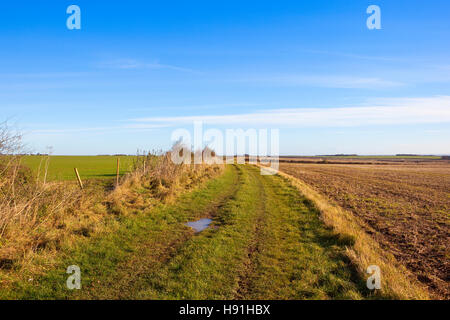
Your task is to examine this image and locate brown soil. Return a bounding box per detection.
[279,161,450,299]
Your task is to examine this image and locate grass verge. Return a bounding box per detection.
[0,165,236,299]
[262,165,430,299]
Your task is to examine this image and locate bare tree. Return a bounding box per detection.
[0,121,22,155]
[0,122,23,182]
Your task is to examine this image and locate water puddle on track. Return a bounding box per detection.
[186,218,212,233]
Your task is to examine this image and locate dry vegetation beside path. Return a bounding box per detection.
[0,127,223,282]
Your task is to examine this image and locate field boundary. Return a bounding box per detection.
[257,165,430,300]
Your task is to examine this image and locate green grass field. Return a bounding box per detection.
[22,156,137,181]
[21,155,442,182]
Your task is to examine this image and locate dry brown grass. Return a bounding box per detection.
[108,151,223,215]
[0,131,223,279]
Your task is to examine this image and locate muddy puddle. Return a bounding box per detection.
[186,218,212,232]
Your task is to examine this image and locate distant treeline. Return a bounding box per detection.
[316,154,358,157]
[396,154,438,157]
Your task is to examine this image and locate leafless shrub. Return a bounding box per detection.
[0,122,22,155]
[0,122,26,233]
[0,126,222,271]
[0,123,79,241]
[0,122,23,188]
[113,144,222,208]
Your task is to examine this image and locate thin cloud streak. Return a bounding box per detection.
[0,72,91,79]
[235,74,404,89]
[98,59,200,74]
[130,96,450,127]
[297,49,405,62]
[29,124,168,135]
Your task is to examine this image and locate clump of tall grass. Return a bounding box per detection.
[109,146,223,213]
[0,124,88,269]
[0,123,37,236]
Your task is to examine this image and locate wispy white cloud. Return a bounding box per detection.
[129,102,263,112]
[437,65,450,71]
[29,124,167,135]
[297,49,405,62]
[123,124,169,130]
[31,127,115,134]
[99,59,199,73]
[0,72,91,79]
[235,74,404,89]
[130,96,450,127]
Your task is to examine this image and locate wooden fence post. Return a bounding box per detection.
[116,158,120,187]
[43,155,50,186]
[74,168,83,189]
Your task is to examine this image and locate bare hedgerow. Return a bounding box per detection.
[0,123,82,262]
[118,144,222,202]
[105,143,223,218]
[0,122,29,234]
[0,126,222,272]
[0,122,22,155]
[0,122,24,191]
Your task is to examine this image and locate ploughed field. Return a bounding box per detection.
[279,160,450,298]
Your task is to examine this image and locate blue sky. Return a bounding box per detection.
[1,0,449,155]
